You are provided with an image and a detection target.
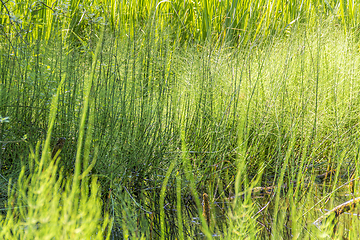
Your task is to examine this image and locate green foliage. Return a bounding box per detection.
[2,0,360,46]
[3,1,360,239]
[0,142,111,239]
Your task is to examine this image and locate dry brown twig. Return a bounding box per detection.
[202,193,210,227]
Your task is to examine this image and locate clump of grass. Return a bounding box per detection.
[0,141,111,239]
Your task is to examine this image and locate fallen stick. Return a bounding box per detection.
[313,197,360,227]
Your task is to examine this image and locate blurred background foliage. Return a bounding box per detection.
[1,0,360,46]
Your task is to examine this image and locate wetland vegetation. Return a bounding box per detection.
[1,0,360,239]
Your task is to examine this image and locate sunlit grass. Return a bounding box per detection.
[2,1,360,238]
[1,0,360,45]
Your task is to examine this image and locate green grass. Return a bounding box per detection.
[2,0,360,239]
[2,0,360,46]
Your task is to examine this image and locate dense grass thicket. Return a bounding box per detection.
[2,0,360,45]
[2,0,360,239]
